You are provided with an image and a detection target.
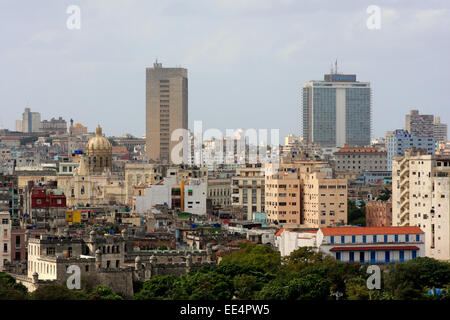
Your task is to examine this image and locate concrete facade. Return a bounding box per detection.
[392,150,450,260]
[146,61,188,163]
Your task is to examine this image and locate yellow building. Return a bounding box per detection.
[57,125,126,207]
[66,210,82,225]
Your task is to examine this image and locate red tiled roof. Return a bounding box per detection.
[297,229,318,234]
[320,226,424,236]
[275,229,317,237]
[330,246,420,251]
[274,229,285,237]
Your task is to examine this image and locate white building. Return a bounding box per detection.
[275,226,425,264]
[134,177,175,213]
[392,149,450,260]
[184,178,207,216]
[0,211,12,270]
[274,229,318,257]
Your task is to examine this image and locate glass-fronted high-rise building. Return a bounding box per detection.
[302,73,371,148]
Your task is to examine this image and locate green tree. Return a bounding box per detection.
[233,274,260,300]
[134,275,179,300]
[220,243,281,274]
[255,279,288,300]
[90,285,123,300]
[384,257,450,300]
[347,200,366,226]
[345,277,370,300]
[180,271,234,300]
[377,187,391,201]
[0,272,29,300]
[30,283,89,300]
[286,274,331,300]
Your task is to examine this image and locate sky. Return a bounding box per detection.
[0,0,449,143]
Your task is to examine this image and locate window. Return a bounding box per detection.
[373,235,377,243]
[359,252,365,263]
[336,252,341,261]
[349,252,354,262]
[394,234,398,242]
[106,261,111,268]
[352,235,356,243]
[341,236,345,243]
[370,251,376,263]
[416,234,420,242]
[412,250,417,259]
[363,235,366,243]
[330,236,334,244]
[116,260,120,268]
[405,234,409,242]
[399,250,404,262]
[3,243,7,252]
[85,265,89,272]
[385,251,390,263]
[384,235,388,242]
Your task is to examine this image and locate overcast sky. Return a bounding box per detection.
[0,0,449,142]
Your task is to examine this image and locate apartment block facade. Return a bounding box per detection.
[265,159,347,228]
[231,163,265,218]
[386,129,435,171]
[334,143,387,179]
[0,211,11,270]
[405,110,434,138]
[392,149,450,260]
[302,73,371,148]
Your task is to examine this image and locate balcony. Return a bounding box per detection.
[400,188,409,200]
[400,198,409,210]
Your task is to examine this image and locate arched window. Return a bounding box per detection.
[100,157,103,167]
[81,186,85,195]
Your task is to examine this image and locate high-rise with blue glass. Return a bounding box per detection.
[302,72,371,148]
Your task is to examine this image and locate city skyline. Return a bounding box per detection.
[0,0,449,141]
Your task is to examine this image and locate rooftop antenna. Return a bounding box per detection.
[335,59,338,74]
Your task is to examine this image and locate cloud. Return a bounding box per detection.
[182,29,244,66]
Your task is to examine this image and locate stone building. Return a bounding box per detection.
[333,143,387,180]
[231,163,265,219]
[366,199,392,227]
[86,125,112,174]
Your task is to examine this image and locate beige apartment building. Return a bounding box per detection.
[265,159,347,227]
[231,164,265,217]
[146,61,188,164]
[334,143,387,179]
[392,149,450,260]
[265,159,327,225]
[302,171,347,227]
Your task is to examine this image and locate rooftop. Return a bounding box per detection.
[320,226,424,236]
